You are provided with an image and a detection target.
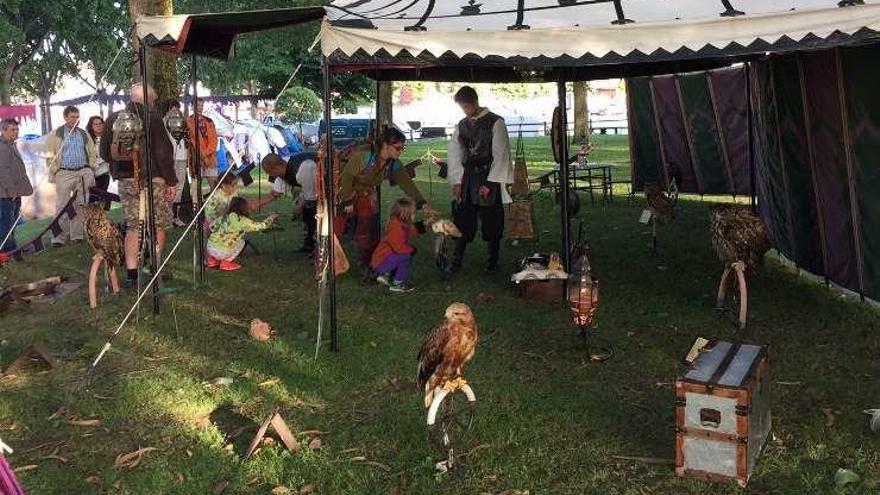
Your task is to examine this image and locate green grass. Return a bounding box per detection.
[1,136,878,494]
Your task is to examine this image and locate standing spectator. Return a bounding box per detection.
[335,127,429,276]
[187,98,218,191]
[446,86,513,273]
[100,84,177,288]
[164,99,193,226]
[0,119,33,252]
[86,116,111,201]
[47,105,97,246]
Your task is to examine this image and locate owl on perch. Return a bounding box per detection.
[417,303,478,408]
[82,203,122,308]
[709,204,770,329]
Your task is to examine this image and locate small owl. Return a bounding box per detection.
[83,204,122,267]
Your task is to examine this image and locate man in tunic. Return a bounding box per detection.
[446,86,513,273]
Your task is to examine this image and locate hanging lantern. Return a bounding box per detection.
[112,109,143,152]
[568,248,598,327]
[165,107,186,141]
[567,242,611,362]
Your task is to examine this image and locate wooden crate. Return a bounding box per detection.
[513,278,566,303]
[675,341,771,487]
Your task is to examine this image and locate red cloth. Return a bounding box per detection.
[334,193,379,269]
[370,216,418,267]
[0,105,36,120]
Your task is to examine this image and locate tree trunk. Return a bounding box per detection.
[129,0,177,105]
[377,81,393,134]
[1,58,16,105]
[39,96,52,134]
[573,81,590,144]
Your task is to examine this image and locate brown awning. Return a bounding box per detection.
[136,7,325,59]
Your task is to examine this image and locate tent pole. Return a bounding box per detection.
[192,54,206,284]
[557,78,571,269]
[746,61,756,213]
[323,56,339,353]
[374,79,382,244]
[138,43,160,314]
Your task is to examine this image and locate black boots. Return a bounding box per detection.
[447,238,467,273]
[485,238,501,273]
[446,238,500,273]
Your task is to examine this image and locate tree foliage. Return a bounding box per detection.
[176,0,373,113]
[275,85,322,124]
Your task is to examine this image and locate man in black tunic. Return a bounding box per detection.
[446,86,513,273]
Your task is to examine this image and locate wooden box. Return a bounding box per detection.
[675,341,771,487]
[514,279,566,303]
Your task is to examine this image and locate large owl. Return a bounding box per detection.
[417,303,478,408]
[709,204,769,271]
[83,203,122,267]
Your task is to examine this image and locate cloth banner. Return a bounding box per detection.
[8,193,78,261]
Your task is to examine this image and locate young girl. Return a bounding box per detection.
[204,173,241,230]
[206,197,277,271]
[370,198,426,293]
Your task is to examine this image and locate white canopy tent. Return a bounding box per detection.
[134,0,880,352]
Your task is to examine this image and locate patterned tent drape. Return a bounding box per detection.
[627,66,751,196]
[750,44,880,299]
[629,43,880,299]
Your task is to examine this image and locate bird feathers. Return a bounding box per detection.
[417,302,478,408]
[709,204,769,271]
[82,204,122,267]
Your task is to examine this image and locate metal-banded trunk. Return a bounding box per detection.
[675,341,771,487]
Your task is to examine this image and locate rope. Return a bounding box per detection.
[90,164,237,369]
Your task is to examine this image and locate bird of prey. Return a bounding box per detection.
[417,303,478,408]
[83,203,122,267]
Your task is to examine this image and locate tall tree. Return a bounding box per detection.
[67,1,132,115]
[13,36,78,132]
[129,0,177,105]
[0,0,64,105]
[573,81,590,144]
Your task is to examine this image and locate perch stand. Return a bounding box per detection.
[715,260,748,329]
[88,254,119,309]
[426,379,476,477]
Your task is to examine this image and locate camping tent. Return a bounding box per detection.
[136,0,880,349]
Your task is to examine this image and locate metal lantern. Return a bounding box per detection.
[112,108,143,152]
[165,107,187,142]
[567,242,612,362]
[568,256,598,327]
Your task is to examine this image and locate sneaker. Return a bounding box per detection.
[51,240,65,248]
[219,260,242,271]
[375,272,391,286]
[205,255,220,268]
[389,281,414,293]
[123,278,138,289]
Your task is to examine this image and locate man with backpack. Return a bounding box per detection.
[100,84,177,288]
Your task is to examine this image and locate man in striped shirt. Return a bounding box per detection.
[47,105,97,246]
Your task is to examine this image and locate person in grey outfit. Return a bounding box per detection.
[0,118,33,252]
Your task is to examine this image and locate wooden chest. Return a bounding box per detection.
[675,341,771,487]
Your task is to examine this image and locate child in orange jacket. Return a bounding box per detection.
[371,198,426,293]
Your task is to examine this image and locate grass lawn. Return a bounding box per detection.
[0,135,878,494]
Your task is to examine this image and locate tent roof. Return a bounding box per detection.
[135,1,880,80]
[136,7,325,59]
[321,0,880,80]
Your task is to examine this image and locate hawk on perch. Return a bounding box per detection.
[417,303,478,408]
